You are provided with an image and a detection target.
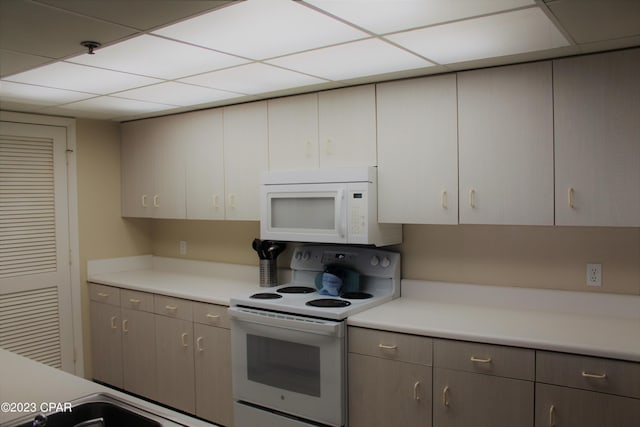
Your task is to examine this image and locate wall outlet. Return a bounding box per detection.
[179,240,187,256]
[586,263,602,287]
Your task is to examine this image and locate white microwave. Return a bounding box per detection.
[260,167,402,246]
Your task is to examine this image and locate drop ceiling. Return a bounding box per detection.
[1,0,639,122]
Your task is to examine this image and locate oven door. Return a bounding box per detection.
[229,307,346,427]
[261,183,348,244]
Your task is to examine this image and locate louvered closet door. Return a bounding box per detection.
[0,122,74,372]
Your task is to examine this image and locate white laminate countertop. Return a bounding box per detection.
[348,280,640,362]
[0,349,214,426]
[87,255,274,305]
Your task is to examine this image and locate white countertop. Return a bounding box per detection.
[348,280,640,362]
[0,349,214,426]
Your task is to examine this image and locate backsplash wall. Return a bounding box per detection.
[150,220,640,295]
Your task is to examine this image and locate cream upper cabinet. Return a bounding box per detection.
[121,115,186,219]
[224,101,269,220]
[268,93,319,171]
[184,109,225,220]
[554,49,640,227]
[458,61,554,225]
[377,74,458,224]
[318,85,377,168]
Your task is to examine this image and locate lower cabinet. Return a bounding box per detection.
[348,327,433,427]
[90,295,123,388]
[121,303,156,399]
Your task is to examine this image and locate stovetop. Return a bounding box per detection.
[230,245,401,320]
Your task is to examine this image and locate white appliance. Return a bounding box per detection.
[260,167,402,246]
[229,245,401,427]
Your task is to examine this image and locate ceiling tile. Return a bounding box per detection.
[180,63,327,95]
[387,7,569,65]
[68,35,249,79]
[268,38,434,81]
[34,0,235,31]
[0,81,94,106]
[303,0,535,35]
[0,0,137,59]
[44,96,176,120]
[114,81,243,106]
[5,62,161,95]
[153,0,369,60]
[0,50,53,78]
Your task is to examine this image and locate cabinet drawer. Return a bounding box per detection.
[348,327,432,366]
[434,339,534,381]
[89,283,121,306]
[120,289,154,312]
[193,302,230,329]
[154,295,192,321]
[536,351,640,399]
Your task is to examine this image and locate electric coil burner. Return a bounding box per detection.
[306,298,352,308]
[249,292,282,299]
[277,286,316,294]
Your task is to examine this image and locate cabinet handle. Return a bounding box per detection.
[413,381,421,401]
[581,371,607,379]
[228,193,236,209]
[549,404,556,427]
[568,187,575,209]
[378,343,397,350]
[98,292,109,299]
[122,319,129,333]
[305,140,312,158]
[469,188,476,208]
[141,194,148,208]
[153,195,160,208]
[213,194,219,209]
[441,190,448,209]
[129,298,141,305]
[196,336,204,352]
[326,138,332,156]
[206,313,220,322]
[442,385,450,407]
[165,304,178,313]
[110,316,117,329]
[470,356,492,364]
[181,332,189,348]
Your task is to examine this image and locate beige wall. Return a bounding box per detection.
[76,119,152,377]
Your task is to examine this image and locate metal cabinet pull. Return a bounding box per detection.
[129,298,141,305]
[469,188,476,208]
[442,386,450,407]
[581,371,607,379]
[196,336,204,352]
[568,187,575,209]
[549,404,556,426]
[110,316,117,329]
[378,343,398,350]
[153,195,160,208]
[441,190,448,209]
[98,292,109,299]
[470,356,492,364]
[165,304,177,313]
[228,193,236,209]
[141,194,148,208]
[325,138,333,156]
[122,319,129,333]
[212,194,220,209]
[206,313,220,322]
[413,381,421,401]
[181,332,189,348]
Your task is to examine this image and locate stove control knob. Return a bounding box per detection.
[370,256,380,266]
[380,257,391,268]
[294,251,302,261]
[302,251,311,261]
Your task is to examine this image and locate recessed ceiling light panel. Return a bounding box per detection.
[153,0,369,60]
[48,96,175,119]
[115,81,243,106]
[0,80,94,106]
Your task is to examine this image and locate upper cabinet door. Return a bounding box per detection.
[458,61,554,225]
[121,120,154,218]
[318,85,377,168]
[184,110,225,220]
[377,75,458,224]
[268,93,319,171]
[224,101,269,220]
[554,49,640,227]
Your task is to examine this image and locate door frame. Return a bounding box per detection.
[0,110,83,376]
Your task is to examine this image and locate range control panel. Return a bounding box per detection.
[291,245,400,278]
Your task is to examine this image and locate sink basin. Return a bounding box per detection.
[5,393,186,427]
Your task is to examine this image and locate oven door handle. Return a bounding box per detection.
[229,306,344,337]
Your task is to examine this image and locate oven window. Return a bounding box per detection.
[270,196,335,230]
[247,334,321,397]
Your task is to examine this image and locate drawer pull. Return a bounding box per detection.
[196,336,204,352]
[98,292,109,298]
[378,343,398,350]
[581,371,607,379]
[549,404,556,427]
[165,304,178,313]
[181,332,189,348]
[129,298,141,305]
[206,313,220,321]
[413,381,421,401]
[442,386,450,407]
[122,319,129,333]
[110,316,117,329]
[568,187,575,209]
[470,356,492,363]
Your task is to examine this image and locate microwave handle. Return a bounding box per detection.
[336,189,345,238]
